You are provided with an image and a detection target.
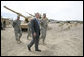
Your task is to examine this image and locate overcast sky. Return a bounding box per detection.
[1,1,83,21]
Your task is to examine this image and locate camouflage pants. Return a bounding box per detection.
[27,28,32,39]
[14,29,22,41]
[40,28,47,44]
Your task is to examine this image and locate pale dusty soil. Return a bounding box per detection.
[1,23,83,56]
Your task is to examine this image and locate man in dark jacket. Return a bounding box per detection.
[27,13,41,52]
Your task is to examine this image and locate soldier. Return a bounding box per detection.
[1,19,3,30]
[27,21,32,39]
[27,17,33,40]
[3,20,6,30]
[12,15,22,44]
[40,13,48,44]
[1,21,3,30]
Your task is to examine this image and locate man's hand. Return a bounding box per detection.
[33,32,36,37]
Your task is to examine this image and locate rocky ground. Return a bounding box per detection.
[1,23,83,56]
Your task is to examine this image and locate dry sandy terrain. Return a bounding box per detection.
[1,23,83,56]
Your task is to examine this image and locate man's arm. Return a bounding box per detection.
[12,21,16,28]
[31,19,35,34]
[31,19,37,37]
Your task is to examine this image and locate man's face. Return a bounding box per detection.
[17,16,20,20]
[43,14,46,18]
[35,13,39,19]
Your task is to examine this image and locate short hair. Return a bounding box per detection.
[35,12,39,16]
[43,13,46,15]
[43,13,46,16]
[17,15,20,18]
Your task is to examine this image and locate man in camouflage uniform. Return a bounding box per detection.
[1,19,4,30]
[12,15,22,44]
[3,20,6,30]
[27,21,32,39]
[40,13,48,44]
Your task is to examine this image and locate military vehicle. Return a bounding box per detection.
[3,6,49,31]
[3,6,34,30]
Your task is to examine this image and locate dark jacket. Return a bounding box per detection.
[30,18,40,36]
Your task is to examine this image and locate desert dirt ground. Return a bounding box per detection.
[1,23,83,56]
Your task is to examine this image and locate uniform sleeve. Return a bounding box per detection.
[12,21,16,28]
[31,19,35,34]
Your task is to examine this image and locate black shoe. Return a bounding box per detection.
[27,45,31,51]
[35,49,41,52]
